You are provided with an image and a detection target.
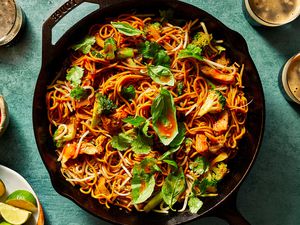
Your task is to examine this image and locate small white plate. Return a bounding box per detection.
[0,165,44,225]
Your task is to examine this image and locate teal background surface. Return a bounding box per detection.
[0,0,299,224]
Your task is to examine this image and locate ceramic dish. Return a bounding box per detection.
[33,0,265,224]
[0,165,44,225]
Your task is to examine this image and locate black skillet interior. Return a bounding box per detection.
[33,1,265,224]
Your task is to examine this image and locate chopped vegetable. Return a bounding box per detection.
[91,50,104,58]
[147,65,174,86]
[91,93,117,127]
[72,36,96,54]
[111,21,143,36]
[103,37,117,60]
[178,44,203,61]
[66,66,84,86]
[191,32,212,48]
[188,196,203,213]
[70,86,89,100]
[117,47,135,59]
[176,82,184,96]
[151,88,178,145]
[121,85,136,100]
[198,90,226,117]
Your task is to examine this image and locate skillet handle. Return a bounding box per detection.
[42,0,122,60]
[214,191,251,225]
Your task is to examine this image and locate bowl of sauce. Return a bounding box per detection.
[0,96,9,136]
[244,0,300,26]
[0,0,25,46]
[281,53,300,104]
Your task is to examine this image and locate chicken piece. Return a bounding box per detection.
[80,142,100,155]
[60,143,76,166]
[201,66,235,84]
[213,110,229,134]
[195,134,209,153]
[94,176,110,196]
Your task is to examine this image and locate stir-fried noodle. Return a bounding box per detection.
[46,13,248,213]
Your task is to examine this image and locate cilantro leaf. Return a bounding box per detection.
[178,44,203,61]
[147,65,174,86]
[188,196,203,213]
[70,86,89,100]
[121,85,136,100]
[139,41,161,59]
[154,50,171,67]
[122,116,146,127]
[66,66,84,86]
[111,22,143,36]
[72,36,96,54]
[111,133,133,151]
[131,132,152,154]
[139,41,171,67]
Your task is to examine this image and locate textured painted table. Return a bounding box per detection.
[0,0,299,225]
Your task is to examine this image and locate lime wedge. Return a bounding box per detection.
[5,190,37,212]
[0,179,6,197]
[0,221,13,225]
[0,203,32,225]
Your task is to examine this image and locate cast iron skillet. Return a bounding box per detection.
[33,0,265,224]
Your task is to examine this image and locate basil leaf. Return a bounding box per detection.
[131,158,161,204]
[66,66,84,86]
[132,174,155,204]
[147,65,174,86]
[188,196,203,213]
[162,168,186,208]
[178,44,203,61]
[189,157,209,175]
[151,88,178,145]
[72,36,96,54]
[111,22,143,36]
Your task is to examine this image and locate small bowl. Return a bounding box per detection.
[0,95,9,136]
[281,53,300,104]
